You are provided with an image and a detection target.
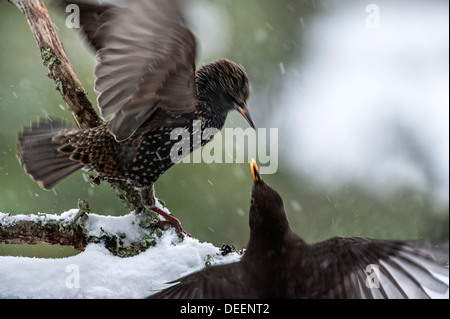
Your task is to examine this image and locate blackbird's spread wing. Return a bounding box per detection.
[149,237,448,299]
[63,0,197,141]
[300,237,449,299]
[149,262,257,299]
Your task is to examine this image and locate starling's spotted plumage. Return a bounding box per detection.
[149,161,449,299]
[17,0,254,233]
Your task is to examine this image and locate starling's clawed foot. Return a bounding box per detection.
[151,206,191,238]
[140,185,190,238]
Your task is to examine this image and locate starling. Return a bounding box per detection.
[149,161,449,299]
[17,0,254,235]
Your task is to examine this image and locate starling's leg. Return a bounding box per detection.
[140,185,190,237]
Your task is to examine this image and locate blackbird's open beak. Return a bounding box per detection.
[235,103,255,129]
[251,159,262,184]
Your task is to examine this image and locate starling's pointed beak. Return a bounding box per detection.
[251,159,262,183]
[235,103,255,129]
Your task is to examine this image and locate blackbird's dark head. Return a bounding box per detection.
[196,59,255,128]
[249,160,289,233]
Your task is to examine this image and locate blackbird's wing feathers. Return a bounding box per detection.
[304,237,449,299]
[65,0,197,141]
[149,262,256,299]
[149,237,448,299]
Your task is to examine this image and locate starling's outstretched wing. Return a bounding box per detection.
[60,1,114,50]
[62,0,197,141]
[149,262,257,299]
[298,237,449,299]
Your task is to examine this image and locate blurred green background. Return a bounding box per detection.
[0,0,448,258]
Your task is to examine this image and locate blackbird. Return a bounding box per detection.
[17,0,254,235]
[149,161,449,299]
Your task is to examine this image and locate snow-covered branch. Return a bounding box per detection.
[0,210,87,250]
[0,200,166,257]
[0,206,241,298]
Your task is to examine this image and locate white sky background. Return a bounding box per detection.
[277,0,449,205]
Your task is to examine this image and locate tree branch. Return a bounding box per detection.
[8,0,102,129]
[0,215,88,250]
[0,201,163,256]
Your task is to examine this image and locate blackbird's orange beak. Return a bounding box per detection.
[251,159,262,183]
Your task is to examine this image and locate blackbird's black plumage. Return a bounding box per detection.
[17,0,254,233]
[149,162,449,299]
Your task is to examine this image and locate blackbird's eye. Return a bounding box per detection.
[251,197,255,206]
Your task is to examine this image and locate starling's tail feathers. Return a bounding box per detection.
[17,117,83,190]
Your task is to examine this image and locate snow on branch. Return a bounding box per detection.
[0,200,241,298]
[0,200,166,257]
[0,205,241,298]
